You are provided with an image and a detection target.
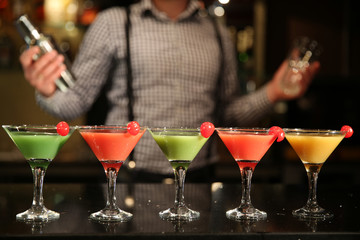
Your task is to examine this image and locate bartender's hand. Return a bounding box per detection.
[266,60,320,103]
[19,46,66,97]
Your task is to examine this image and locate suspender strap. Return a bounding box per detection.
[125,6,134,121]
[125,7,136,163]
[206,16,224,162]
[210,16,224,126]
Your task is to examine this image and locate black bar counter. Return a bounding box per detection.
[0,182,359,239]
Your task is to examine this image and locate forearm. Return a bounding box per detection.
[35,89,89,120]
[34,10,119,121]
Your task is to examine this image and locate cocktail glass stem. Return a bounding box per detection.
[240,168,254,209]
[159,165,200,221]
[174,166,186,208]
[293,166,333,219]
[226,166,266,220]
[16,160,59,222]
[105,168,118,211]
[90,167,132,222]
[306,170,319,209]
[31,165,46,211]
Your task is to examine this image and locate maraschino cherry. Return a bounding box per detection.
[341,125,354,138]
[127,121,140,135]
[200,122,215,138]
[56,121,70,136]
[269,126,285,142]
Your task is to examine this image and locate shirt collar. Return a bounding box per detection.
[137,0,202,22]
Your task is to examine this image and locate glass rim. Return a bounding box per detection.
[77,125,147,131]
[2,124,77,130]
[215,127,270,133]
[283,128,345,135]
[148,127,200,132]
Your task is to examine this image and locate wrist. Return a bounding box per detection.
[266,81,279,104]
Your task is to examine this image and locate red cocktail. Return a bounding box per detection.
[79,123,146,222]
[216,127,284,221]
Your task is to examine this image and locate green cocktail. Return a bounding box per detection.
[7,131,70,160]
[2,125,75,222]
[149,127,211,221]
[151,133,208,171]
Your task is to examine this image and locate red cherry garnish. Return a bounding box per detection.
[56,121,70,136]
[341,125,353,138]
[200,122,215,138]
[127,121,140,135]
[269,126,285,142]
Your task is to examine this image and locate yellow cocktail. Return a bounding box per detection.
[284,126,353,219]
[286,134,344,164]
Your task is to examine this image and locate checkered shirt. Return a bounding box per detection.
[36,0,273,174]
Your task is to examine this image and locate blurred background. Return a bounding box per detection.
[0,0,359,184]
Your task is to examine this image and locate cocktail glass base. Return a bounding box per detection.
[90,208,133,222]
[16,207,60,222]
[159,206,200,222]
[292,206,333,219]
[226,207,267,221]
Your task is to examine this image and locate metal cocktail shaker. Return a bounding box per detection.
[15,15,76,92]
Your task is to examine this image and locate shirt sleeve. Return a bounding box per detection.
[36,10,118,121]
[218,23,274,126]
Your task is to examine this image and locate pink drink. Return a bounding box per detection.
[78,125,146,222]
[218,132,277,170]
[80,130,144,173]
[216,127,283,221]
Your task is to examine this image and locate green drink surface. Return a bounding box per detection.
[7,131,70,160]
[151,132,208,161]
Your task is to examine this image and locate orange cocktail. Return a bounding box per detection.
[284,126,353,219]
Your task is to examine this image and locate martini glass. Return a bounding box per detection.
[284,127,352,219]
[148,127,211,221]
[78,124,146,222]
[216,127,284,221]
[2,125,75,222]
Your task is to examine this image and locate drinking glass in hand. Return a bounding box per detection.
[281,37,322,96]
